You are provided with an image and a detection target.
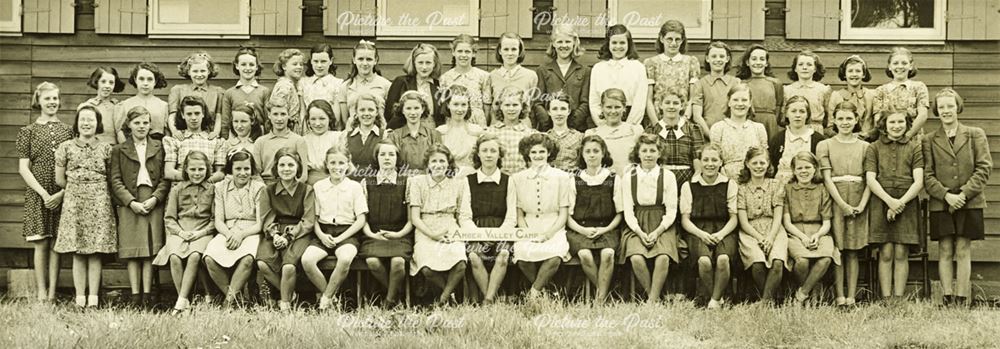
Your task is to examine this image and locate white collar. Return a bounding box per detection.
[579,168,611,185]
[691,173,730,186]
[350,125,381,137]
[658,118,686,139]
[476,169,502,184]
[787,128,814,143]
[635,165,661,178]
[661,53,686,62]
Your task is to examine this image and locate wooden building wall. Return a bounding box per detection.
[0,0,998,289]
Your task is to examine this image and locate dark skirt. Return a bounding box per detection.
[930,209,984,241]
[567,221,621,255]
[684,219,737,264]
[117,186,165,258]
[619,205,678,263]
[302,224,360,254]
[257,223,311,272]
[467,216,512,264]
[868,187,920,245]
[360,236,414,259]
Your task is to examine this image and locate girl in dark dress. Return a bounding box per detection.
[466,134,512,303]
[566,135,622,303]
[361,141,414,307]
[345,92,385,180]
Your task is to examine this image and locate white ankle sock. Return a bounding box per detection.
[75,296,86,307]
[86,295,99,307]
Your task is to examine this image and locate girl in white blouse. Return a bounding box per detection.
[589,24,648,127]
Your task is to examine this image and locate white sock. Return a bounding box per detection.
[319,296,331,310]
[86,295,99,307]
[75,296,86,307]
[174,297,190,310]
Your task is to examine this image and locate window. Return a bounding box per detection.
[608,0,712,41]
[841,0,946,42]
[149,0,251,37]
[0,0,21,34]
[375,0,480,37]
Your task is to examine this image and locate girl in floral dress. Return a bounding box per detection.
[709,84,768,178]
[440,34,490,127]
[873,47,930,140]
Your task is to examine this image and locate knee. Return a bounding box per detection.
[879,247,894,262]
[169,255,182,265]
[893,247,909,261]
[335,245,358,261]
[365,257,383,270]
[256,261,270,272]
[496,251,511,267]
[454,261,467,273]
[697,256,713,270]
[954,245,971,260]
[655,255,671,266]
[629,255,645,268]
[770,261,784,274]
[600,248,615,262]
[281,264,297,275]
[795,258,809,269]
[577,250,594,263]
[817,257,832,267]
[717,254,730,267]
[238,256,254,269]
[188,252,202,263]
[389,258,406,272]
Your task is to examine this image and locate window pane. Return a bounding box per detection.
[850,0,935,29]
[0,0,13,22]
[158,0,242,25]
[615,0,704,28]
[383,0,471,27]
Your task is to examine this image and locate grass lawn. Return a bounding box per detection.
[1,297,999,348]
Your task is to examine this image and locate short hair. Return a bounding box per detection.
[86,66,126,93]
[72,105,105,137]
[831,101,863,133]
[266,97,289,115]
[492,86,531,123]
[230,102,265,141]
[449,34,479,66]
[270,148,304,179]
[177,51,219,80]
[782,95,812,127]
[30,81,59,111]
[546,24,585,59]
[736,44,774,79]
[393,90,432,125]
[371,139,404,170]
[787,50,826,82]
[723,83,755,120]
[129,62,168,89]
[932,88,965,116]
[494,32,527,64]
[655,20,689,54]
[181,151,211,181]
[305,43,337,77]
[789,151,824,184]
[324,145,353,164]
[223,149,258,175]
[885,47,918,78]
[576,134,613,170]
[472,133,505,170]
[120,106,151,140]
[175,95,214,132]
[737,146,773,184]
[837,55,872,83]
[306,99,339,131]
[403,43,442,79]
[598,24,639,60]
[440,85,473,121]
[232,46,263,77]
[702,41,733,72]
[629,133,663,164]
[696,142,725,162]
[657,87,687,107]
[518,133,559,164]
[349,92,387,130]
[424,144,458,177]
[545,91,573,112]
[875,111,912,139]
[601,88,627,107]
[273,49,304,77]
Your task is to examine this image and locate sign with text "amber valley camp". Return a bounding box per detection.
[450,227,541,242]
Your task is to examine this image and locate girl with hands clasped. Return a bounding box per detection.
[466,134,513,304]
[865,111,923,300]
[783,152,836,306]
[736,147,788,303]
[923,89,991,307]
[360,141,414,307]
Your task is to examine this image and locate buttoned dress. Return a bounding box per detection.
[737,178,789,270]
[865,135,923,245]
[816,137,871,250]
[784,182,839,262]
[506,166,573,263]
[204,178,265,267]
[408,175,472,275]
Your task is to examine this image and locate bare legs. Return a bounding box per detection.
[31,239,59,301]
[366,256,407,305]
[71,254,102,307]
[939,237,972,303]
[468,250,510,303]
[579,249,615,303]
[630,255,670,303]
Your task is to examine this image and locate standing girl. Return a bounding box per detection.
[737,147,787,302]
[408,145,473,305]
[360,141,413,307]
[338,40,391,128]
[735,44,784,139]
[299,148,368,310]
[590,24,648,126]
[620,134,679,303]
[534,24,592,132]
[253,99,310,184]
[487,86,534,175]
[485,32,539,128]
[873,47,929,139]
[829,55,875,140]
[643,20,706,131]
[646,88,705,185]
[865,111,923,300]
[586,89,644,174]
[78,67,126,145]
[115,62,168,142]
[203,150,265,307]
[437,85,484,176]
[222,102,264,156]
[222,47,271,137]
[386,44,444,130]
[54,106,118,307]
[257,149,317,310]
[466,134,512,303]
[783,152,836,305]
[784,51,832,134]
[440,34,490,127]
[691,41,740,129]
[168,52,225,138]
[567,135,622,303]
[155,151,216,311]
[110,106,170,306]
[18,82,73,301]
[164,96,226,183]
[768,95,826,183]
[301,44,344,119]
[545,94,584,173]
[709,84,769,179]
[679,143,738,309]
[269,49,306,133]
[303,100,344,184]
[817,101,870,306]
[344,93,386,178]
[923,89,991,306]
[387,91,444,171]
[507,134,573,297]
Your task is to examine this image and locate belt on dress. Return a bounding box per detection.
[831,175,864,183]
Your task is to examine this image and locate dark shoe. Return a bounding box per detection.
[955,296,969,308]
[942,295,954,307]
[128,294,143,309]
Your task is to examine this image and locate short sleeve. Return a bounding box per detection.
[352,182,369,216]
[736,184,747,211]
[15,126,30,159]
[726,180,739,214]
[679,182,693,215]
[167,86,182,114]
[771,181,785,208]
[915,82,930,109]
[613,175,624,212]
[820,188,833,219]
[709,123,723,144]
[686,56,701,83]
[54,142,67,167]
[644,59,657,85]
[407,176,424,207]
[863,144,879,174]
[755,123,768,149]
[690,80,705,106]
[163,137,179,163]
[212,140,226,167]
[559,173,573,207]
[816,140,832,171]
[783,183,793,210]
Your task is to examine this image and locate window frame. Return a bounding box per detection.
[0,0,21,35]
[375,0,480,38]
[607,0,712,41]
[149,0,251,38]
[840,0,946,43]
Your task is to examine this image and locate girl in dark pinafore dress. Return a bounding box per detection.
[466,134,512,304]
[567,135,622,303]
[361,140,414,307]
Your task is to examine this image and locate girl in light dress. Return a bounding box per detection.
[269,49,306,133]
[168,52,225,138]
[709,84,768,179]
[873,47,930,140]
[783,50,832,135]
[589,24,648,126]
[303,99,344,184]
[301,43,344,121]
[437,85,484,176]
[736,147,787,302]
[586,88,644,174]
[440,34,489,127]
